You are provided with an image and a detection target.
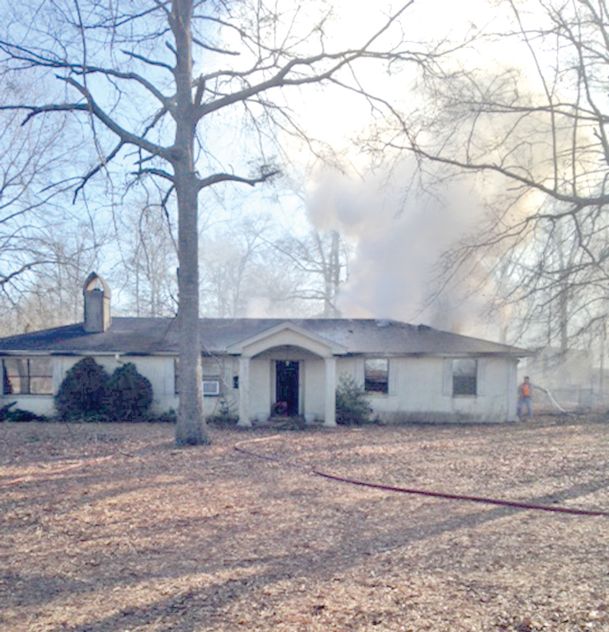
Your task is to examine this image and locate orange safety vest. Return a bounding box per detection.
[521,383,530,398]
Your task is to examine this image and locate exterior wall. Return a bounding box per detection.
[250,356,271,421]
[1,392,54,416]
[336,356,519,423]
[201,355,238,419]
[303,358,325,422]
[1,355,180,417]
[0,353,254,421]
[2,351,519,423]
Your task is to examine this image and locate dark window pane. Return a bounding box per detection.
[452,359,477,396]
[453,375,477,395]
[365,358,388,393]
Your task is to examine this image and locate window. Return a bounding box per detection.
[2,357,53,395]
[202,379,220,396]
[364,358,389,393]
[452,359,477,396]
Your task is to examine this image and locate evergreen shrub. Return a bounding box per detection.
[336,374,373,425]
[55,357,110,420]
[106,362,153,421]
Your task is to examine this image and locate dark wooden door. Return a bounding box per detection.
[275,361,299,416]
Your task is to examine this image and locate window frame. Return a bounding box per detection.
[202,378,221,397]
[2,357,53,396]
[364,358,389,394]
[452,358,478,397]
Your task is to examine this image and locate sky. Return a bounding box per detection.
[184,0,528,337]
[1,0,562,343]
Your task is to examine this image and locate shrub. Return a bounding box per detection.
[336,374,373,426]
[0,401,47,422]
[106,363,153,421]
[207,397,238,427]
[55,357,110,420]
[0,401,17,422]
[147,408,177,424]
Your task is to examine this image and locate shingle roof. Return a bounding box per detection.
[0,317,528,357]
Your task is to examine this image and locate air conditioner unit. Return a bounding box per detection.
[202,379,220,396]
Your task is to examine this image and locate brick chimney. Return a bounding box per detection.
[83,272,111,333]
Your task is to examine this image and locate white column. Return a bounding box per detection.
[324,356,337,427]
[238,356,252,427]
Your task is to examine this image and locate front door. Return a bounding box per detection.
[275,360,299,416]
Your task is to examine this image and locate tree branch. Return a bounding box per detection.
[197,168,279,190]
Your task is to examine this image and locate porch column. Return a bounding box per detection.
[324,356,337,427]
[238,356,252,427]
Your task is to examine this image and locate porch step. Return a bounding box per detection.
[254,415,310,429]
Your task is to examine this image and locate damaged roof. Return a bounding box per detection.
[0,317,528,357]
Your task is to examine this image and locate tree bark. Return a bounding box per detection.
[172,0,208,445]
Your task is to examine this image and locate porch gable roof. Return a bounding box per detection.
[226,321,348,358]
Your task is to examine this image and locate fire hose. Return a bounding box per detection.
[234,436,609,518]
[532,383,576,416]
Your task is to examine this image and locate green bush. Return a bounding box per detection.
[336,375,373,426]
[55,357,110,420]
[107,363,153,421]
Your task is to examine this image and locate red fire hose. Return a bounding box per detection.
[234,436,609,518]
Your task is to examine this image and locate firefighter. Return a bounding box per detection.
[517,376,532,419]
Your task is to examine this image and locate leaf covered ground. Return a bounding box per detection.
[1,419,608,631]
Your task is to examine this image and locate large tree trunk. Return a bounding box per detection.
[173,0,208,445]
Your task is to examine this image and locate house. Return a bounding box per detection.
[0,273,529,424]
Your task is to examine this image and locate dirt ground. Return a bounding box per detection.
[1,418,608,632]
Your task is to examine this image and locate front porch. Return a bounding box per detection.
[226,323,346,428]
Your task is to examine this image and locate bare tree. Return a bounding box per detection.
[0,86,106,335]
[0,0,428,444]
[272,228,350,316]
[485,209,589,349]
[385,0,609,348]
[0,96,71,295]
[116,203,178,318]
[200,216,272,317]
[0,223,102,336]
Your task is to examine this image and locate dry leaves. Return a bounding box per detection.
[0,418,608,631]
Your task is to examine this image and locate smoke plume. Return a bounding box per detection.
[305,163,495,336]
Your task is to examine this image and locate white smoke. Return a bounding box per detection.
[305,162,496,335]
